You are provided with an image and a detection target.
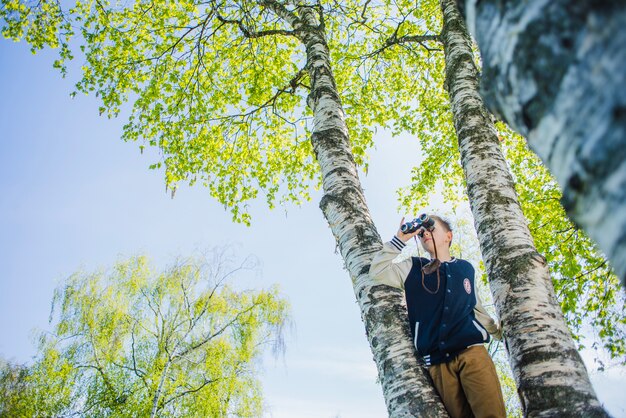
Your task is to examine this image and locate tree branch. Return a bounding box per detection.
[360,32,441,59]
[129,320,150,389]
[172,302,261,360]
[393,34,441,45]
[259,0,305,32]
[215,13,299,38]
[160,377,221,408]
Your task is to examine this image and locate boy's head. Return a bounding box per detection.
[419,215,453,256]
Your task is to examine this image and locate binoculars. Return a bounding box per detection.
[401,214,435,235]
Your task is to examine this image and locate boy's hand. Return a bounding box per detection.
[396,217,423,242]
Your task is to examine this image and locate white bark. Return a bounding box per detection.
[151,359,171,418]
[260,3,450,416]
[459,0,626,288]
[440,1,608,416]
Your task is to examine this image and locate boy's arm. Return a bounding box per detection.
[474,289,503,340]
[369,236,413,290]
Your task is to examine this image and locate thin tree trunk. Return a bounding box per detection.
[439,1,608,416]
[151,357,171,418]
[457,0,626,287]
[258,2,450,416]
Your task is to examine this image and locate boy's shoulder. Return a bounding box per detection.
[455,257,471,265]
[454,258,476,275]
[410,256,431,265]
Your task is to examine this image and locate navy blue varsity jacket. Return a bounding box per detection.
[370,236,502,366]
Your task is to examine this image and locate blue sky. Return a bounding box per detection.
[1,38,624,417]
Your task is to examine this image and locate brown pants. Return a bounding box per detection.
[428,345,506,418]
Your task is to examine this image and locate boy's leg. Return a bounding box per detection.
[428,360,474,418]
[457,345,506,418]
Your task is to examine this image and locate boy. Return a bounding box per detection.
[370,215,506,418]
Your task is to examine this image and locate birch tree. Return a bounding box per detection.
[289,6,448,414]
[438,1,604,414]
[0,251,289,417]
[455,1,626,289]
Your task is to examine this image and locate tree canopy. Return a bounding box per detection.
[0,251,289,417]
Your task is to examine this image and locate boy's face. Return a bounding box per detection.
[419,219,452,254]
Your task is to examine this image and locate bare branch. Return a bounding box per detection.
[360,0,371,22]
[364,33,441,59]
[393,34,441,46]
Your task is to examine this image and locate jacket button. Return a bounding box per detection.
[444,306,449,310]
[445,353,450,358]
[440,341,445,345]
[447,289,451,293]
[442,324,447,328]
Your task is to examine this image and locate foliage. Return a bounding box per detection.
[0,0,445,224]
[0,251,289,417]
[1,0,623,365]
[3,0,316,224]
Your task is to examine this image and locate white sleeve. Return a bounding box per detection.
[369,236,413,290]
[474,287,502,340]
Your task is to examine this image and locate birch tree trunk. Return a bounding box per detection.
[260,2,449,416]
[439,1,608,416]
[456,0,626,288]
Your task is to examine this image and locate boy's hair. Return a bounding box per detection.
[430,215,453,248]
